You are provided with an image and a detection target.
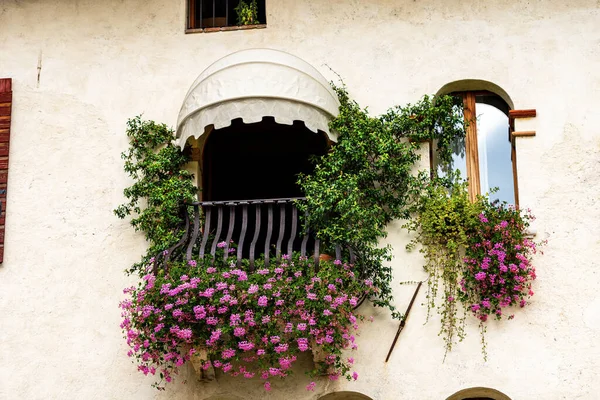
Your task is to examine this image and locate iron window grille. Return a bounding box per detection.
[187,0,267,30]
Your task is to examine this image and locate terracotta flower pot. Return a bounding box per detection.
[319,253,334,262]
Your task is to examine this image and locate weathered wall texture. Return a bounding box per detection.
[0,0,599,399]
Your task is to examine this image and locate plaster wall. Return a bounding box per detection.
[0,0,599,399]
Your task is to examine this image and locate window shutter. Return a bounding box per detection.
[0,78,12,263]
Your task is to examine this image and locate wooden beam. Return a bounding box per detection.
[509,109,536,119]
[463,92,480,202]
[511,136,520,207]
[512,130,536,137]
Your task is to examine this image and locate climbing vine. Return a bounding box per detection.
[297,84,465,318]
[299,83,541,356]
[114,116,197,274]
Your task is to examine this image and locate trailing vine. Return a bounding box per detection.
[114,116,197,274]
[405,178,479,354]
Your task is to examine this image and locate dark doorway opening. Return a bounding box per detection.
[202,117,328,202]
[201,117,329,260]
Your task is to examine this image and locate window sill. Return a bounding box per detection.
[185,24,266,34]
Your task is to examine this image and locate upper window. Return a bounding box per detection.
[437,91,518,205]
[187,0,267,31]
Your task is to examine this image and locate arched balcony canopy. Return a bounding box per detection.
[176,48,340,148]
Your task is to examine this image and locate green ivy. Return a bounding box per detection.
[114,116,198,274]
[298,84,465,318]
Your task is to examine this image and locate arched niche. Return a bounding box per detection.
[446,386,512,400]
[436,79,514,110]
[318,391,374,400]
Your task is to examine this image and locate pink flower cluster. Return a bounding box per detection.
[459,208,540,322]
[119,251,371,391]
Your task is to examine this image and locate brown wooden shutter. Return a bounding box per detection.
[509,108,537,207]
[0,78,12,263]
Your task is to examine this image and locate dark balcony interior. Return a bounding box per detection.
[202,117,328,202]
[199,118,328,262]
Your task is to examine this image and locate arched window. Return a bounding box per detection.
[318,391,374,400]
[440,91,515,204]
[436,81,521,205]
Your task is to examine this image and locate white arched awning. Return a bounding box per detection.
[175,48,340,148]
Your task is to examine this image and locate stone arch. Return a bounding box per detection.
[446,386,512,400]
[318,391,374,400]
[436,79,514,110]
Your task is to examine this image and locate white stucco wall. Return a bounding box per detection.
[0,0,599,399]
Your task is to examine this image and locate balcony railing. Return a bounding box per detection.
[154,197,354,273]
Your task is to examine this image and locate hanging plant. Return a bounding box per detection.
[120,248,372,390]
[406,177,542,358]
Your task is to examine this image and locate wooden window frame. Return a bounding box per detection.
[186,0,267,34]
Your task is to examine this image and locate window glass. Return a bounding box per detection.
[438,136,467,182]
[435,92,515,205]
[476,102,514,204]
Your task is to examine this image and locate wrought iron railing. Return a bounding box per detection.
[154,197,353,273]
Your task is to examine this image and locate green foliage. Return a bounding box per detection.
[298,84,466,318]
[115,84,538,363]
[382,93,466,166]
[235,0,258,25]
[114,116,197,274]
